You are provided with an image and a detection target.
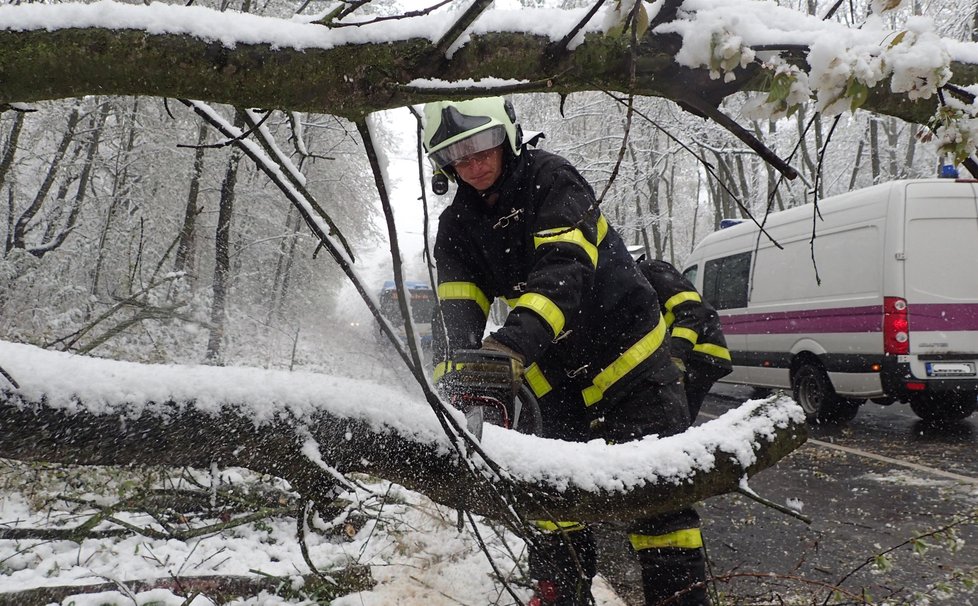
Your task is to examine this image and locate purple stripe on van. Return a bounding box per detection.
[910,304,978,331]
[719,306,882,335]
[720,303,978,335]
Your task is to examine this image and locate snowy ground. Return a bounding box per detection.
[0,460,626,606]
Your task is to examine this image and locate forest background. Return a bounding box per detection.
[5,0,973,369]
[2,0,977,604]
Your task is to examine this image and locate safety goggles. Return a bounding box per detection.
[429,126,505,169]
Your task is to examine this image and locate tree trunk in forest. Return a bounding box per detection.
[904,123,918,174]
[34,101,110,257]
[266,205,302,325]
[649,169,663,260]
[886,118,899,179]
[666,163,676,263]
[0,113,24,244]
[206,111,245,363]
[848,137,865,191]
[90,98,140,300]
[10,106,81,252]
[174,123,208,281]
[869,117,881,183]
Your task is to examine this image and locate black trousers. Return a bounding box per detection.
[531,375,710,606]
[684,362,731,421]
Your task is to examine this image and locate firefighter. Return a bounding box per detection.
[423,96,711,606]
[637,257,733,420]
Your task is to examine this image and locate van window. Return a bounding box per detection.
[703,252,751,309]
[682,264,698,287]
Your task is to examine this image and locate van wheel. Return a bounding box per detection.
[909,392,977,423]
[791,363,860,424]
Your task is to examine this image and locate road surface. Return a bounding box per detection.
[596,385,978,605]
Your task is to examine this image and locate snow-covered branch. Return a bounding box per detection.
[2,0,977,134]
[0,340,807,522]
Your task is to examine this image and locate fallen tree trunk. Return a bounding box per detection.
[0,567,374,606]
[0,340,807,522]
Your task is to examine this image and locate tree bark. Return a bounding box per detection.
[0,567,374,606]
[0,9,968,127]
[0,342,808,523]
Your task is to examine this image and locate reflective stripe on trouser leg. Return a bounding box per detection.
[632,528,710,606]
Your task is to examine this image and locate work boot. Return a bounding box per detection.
[528,579,559,605]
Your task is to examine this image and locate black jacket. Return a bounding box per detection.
[432,148,678,410]
[638,258,733,375]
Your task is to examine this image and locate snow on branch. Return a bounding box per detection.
[0,340,807,521]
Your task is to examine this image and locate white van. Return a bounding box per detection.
[681,179,978,423]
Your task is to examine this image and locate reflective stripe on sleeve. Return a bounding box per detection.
[582,318,667,407]
[525,363,553,398]
[663,291,701,311]
[437,281,490,317]
[693,342,732,361]
[597,214,608,244]
[671,326,699,346]
[515,292,565,338]
[535,520,587,533]
[533,227,598,268]
[629,528,703,551]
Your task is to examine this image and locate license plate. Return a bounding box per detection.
[925,362,976,377]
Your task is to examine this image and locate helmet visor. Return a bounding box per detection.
[428,126,506,169]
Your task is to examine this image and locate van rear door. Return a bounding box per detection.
[902,181,978,369]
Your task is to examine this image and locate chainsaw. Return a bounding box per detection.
[441,349,542,440]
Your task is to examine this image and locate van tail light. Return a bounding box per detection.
[883,297,909,355]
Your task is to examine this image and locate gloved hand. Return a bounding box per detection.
[671,356,687,375]
[482,336,526,364]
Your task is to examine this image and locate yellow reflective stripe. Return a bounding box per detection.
[505,298,518,308]
[664,311,675,327]
[663,291,701,311]
[694,342,732,361]
[533,227,598,268]
[629,528,703,550]
[672,326,698,346]
[535,520,587,533]
[597,214,608,244]
[525,363,553,398]
[515,293,565,337]
[437,282,490,317]
[433,361,451,382]
[582,319,667,407]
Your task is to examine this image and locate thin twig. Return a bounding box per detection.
[177,111,271,150]
[679,95,798,181]
[734,485,811,525]
[324,0,453,27]
[548,0,607,60]
[239,109,355,260]
[433,0,494,56]
[0,366,18,389]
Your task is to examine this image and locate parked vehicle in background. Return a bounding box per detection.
[377,280,435,351]
[681,179,978,423]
